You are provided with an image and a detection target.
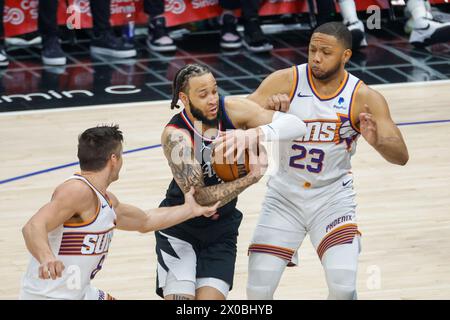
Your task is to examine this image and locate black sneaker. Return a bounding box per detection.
[0,44,9,67]
[90,30,137,58]
[147,16,177,52]
[243,18,273,53]
[42,36,66,66]
[220,13,242,50]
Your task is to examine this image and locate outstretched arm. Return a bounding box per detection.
[110,188,219,233]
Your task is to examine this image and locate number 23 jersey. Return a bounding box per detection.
[270,63,363,189]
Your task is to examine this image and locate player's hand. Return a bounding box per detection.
[265,93,290,112]
[247,143,268,182]
[39,258,65,280]
[359,104,378,147]
[213,128,260,163]
[184,187,220,219]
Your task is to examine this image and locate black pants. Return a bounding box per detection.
[219,0,261,20]
[143,0,165,17]
[316,0,338,25]
[38,0,112,39]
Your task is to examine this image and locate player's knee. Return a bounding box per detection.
[246,268,282,300]
[325,268,357,300]
[247,253,287,300]
[247,284,274,300]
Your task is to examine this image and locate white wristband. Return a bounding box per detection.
[259,111,307,141]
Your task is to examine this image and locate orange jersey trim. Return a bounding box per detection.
[349,81,363,134]
[63,199,101,228]
[289,65,298,101]
[307,65,349,101]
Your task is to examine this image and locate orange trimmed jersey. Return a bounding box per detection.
[21,174,117,299]
[271,63,362,189]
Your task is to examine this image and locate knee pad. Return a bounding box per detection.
[246,253,287,300]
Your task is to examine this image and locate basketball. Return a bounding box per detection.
[212,148,250,182]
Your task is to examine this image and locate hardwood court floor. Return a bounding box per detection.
[1,81,450,300]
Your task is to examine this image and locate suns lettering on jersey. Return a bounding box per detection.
[296,120,339,143]
[59,228,114,256]
[294,115,359,151]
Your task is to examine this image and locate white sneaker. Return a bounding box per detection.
[409,17,450,47]
[0,49,9,67]
[345,20,368,49]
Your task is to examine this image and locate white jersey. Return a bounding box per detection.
[20,174,116,300]
[269,63,363,189]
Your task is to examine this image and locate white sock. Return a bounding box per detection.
[407,0,433,28]
[338,0,359,24]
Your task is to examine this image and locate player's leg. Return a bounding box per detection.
[155,230,197,300]
[321,236,360,300]
[162,271,196,300]
[337,0,367,49]
[194,212,242,300]
[247,187,307,300]
[406,0,450,46]
[247,251,290,300]
[196,278,229,300]
[309,174,360,300]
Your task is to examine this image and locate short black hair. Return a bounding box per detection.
[312,22,352,50]
[170,63,212,109]
[77,125,123,171]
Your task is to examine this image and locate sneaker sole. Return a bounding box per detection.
[410,25,450,47]
[42,56,67,66]
[90,46,137,58]
[146,39,177,52]
[220,41,243,50]
[243,41,273,53]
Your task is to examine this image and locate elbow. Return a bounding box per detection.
[398,153,409,166]
[392,152,409,166]
[22,222,31,240]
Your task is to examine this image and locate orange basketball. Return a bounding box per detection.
[212,149,250,182]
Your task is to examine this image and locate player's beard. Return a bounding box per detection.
[311,61,341,81]
[189,100,220,127]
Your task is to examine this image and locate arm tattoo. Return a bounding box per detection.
[194,174,257,207]
[163,131,205,193]
[163,130,258,207]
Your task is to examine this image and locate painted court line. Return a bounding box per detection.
[1,119,449,185]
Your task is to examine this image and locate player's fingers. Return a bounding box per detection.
[363,104,371,113]
[56,262,65,278]
[48,262,57,280]
[270,95,279,109]
[279,94,290,112]
[38,265,45,280]
[267,97,275,110]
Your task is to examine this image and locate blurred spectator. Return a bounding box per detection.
[39,0,136,66]
[144,0,176,52]
[219,0,273,53]
[0,0,7,66]
[337,0,367,49]
[337,0,450,49]
[404,0,450,46]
